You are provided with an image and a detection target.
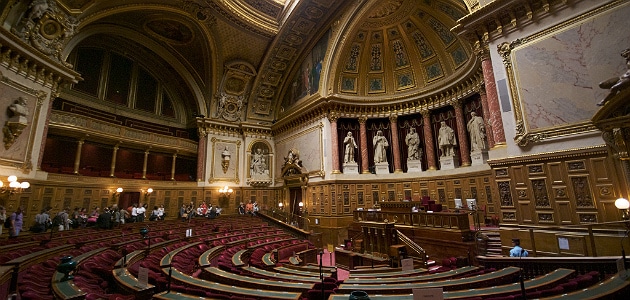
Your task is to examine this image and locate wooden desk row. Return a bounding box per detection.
[337,266,521,294]
[331,268,576,300]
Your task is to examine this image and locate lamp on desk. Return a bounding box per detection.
[615,197,630,271]
[140,227,151,256]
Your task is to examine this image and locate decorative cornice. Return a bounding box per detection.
[453,0,588,44]
[0,27,81,90]
[487,145,608,167]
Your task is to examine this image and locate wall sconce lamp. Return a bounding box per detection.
[0,175,30,195]
[144,188,153,201]
[278,202,284,210]
[219,186,233,201]
[112,187,123,201]
[298,201,304,212]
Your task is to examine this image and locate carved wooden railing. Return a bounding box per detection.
[476,255,626,279]
[397,230,427,266]
[354,210,471,232]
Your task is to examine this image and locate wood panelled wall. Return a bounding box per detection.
[488,146,623,226]
[305,170,494,217]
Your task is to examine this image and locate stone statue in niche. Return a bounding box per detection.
[405,127,420,160]
[597,48,630,106]
[250,148,268,176]
[3,97,30,150]
[467,112,487,152]
[343,131,357,163]
[373,130,389,163]
[438,121,457,157]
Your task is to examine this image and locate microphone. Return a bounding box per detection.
[163,247,173,293]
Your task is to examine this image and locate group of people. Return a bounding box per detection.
[238,200,259,216]
[340,111,488,165]
[0,202,174,238]
[180,201,221,221]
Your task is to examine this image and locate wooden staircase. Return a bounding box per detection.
[476,228,503,257]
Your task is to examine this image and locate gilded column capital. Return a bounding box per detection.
[388,115,398,123]
[473,40,490,61]
[327,112,340,123]
[198,127,208,138]
[358,116,368,124]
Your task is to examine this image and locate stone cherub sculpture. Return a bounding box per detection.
[597,48,630,106]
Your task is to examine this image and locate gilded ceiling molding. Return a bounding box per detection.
[206,0,278,38]
[0,30,77,90]
[487,145,608,167]
[197,119,242,137]
[241,124,273,139]
[452,0,585,43]
[272,105,327,136]
[247,0,350,122]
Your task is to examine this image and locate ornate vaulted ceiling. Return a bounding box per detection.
[45,0,475,128]
[331,0,472,101]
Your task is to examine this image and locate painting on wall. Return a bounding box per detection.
[500,2,630,146]
[282,30,331,110]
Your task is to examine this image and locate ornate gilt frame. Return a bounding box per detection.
[209,137,240,183]
[496,2,627,146]
[0,74,46,172]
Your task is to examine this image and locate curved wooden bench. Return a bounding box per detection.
[344,266,477,283]
[166,266,301,299]
[337,266,521,294]
[202,266,314,292]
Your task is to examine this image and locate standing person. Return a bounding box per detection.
[438,121,457,157]
[0,206,6,237]
[405,127,420,160]
[467,112,487,152]
[34,207,50,233]
[238,203,246,215]
[55,207,70,231]
[157,205,165,220]
[373,130,389,163]
[137,203,147,222]
[8,207,24,238]
[71,207,80,229]
[509,238,529,257]
[246,201,254,215]
[131,203,138,223]
[343,131,358,163]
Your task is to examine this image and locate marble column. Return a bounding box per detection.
[389,115,403,173]
[454,102,471,167]
[479,87,495,149]
[171,153,177,180]
[142,149,149,179]
[359,116,370,174]
[110,144,119,177]
[422,112,437,170]
[73,139,84,174]
[328,113,341,174]
[476,42,506,145]
[196,129,207,182]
